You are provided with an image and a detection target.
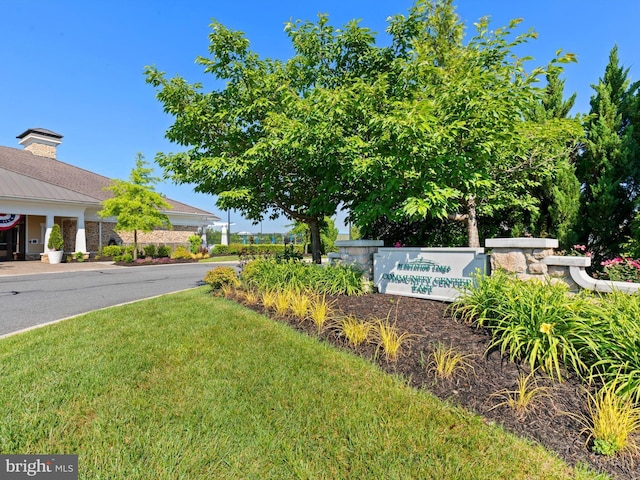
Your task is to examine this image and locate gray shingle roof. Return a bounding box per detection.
[0,145,215,216]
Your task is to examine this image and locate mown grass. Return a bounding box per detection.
[0,288,602,479]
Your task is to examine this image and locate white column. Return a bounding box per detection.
[75,216,87,253]
[221,225,228,246]
[44,215,54,251]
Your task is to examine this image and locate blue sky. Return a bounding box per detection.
[1,1,639,234]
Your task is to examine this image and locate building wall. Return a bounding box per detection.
[85,221,197,252]
[25,215,45,255]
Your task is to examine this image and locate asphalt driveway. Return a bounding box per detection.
[0,262,232,338]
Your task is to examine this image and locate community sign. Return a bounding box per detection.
[373,247,488,302]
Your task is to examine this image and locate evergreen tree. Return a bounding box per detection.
[576,46,640,262]
[527,71,581,247]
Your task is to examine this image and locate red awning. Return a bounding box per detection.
[0,214,21,231]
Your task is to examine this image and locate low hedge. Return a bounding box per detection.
[212,243,303,256]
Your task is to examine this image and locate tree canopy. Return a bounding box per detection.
[98,154,172,259]
[576,46,640,263]
[146,0,584,253]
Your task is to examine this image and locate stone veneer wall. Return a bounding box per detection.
[486,238,558,280]
[486,238,589,292]
[24,142,57,159]
[328,240,384,279]
[85,222,198,251]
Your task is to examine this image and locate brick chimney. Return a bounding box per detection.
[16,128,63,159]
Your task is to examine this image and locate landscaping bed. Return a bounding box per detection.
[238,291,636,480]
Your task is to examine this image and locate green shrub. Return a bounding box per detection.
[120,253,134,263]
[213,243,303,256]
[157,245,171,258]
[213,245,229,255]
[204,267,240,290]
[143,244,157,258]
[101,245,123,257]
[188,235,202,254]
[171,246,193,260]
[601,257,640,283]
[74,251,85,262]
[451,271,597,381]
[240,258,367,296]
[47,224,64,251]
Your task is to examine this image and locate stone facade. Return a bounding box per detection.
[486,238,557,282]
[23,142,57,159]
[84,221,198,252]
[328,240,384,279]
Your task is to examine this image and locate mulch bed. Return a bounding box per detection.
[234,292,638,480]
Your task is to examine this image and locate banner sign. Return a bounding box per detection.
[374,247,488,302]
[0,214,21,231]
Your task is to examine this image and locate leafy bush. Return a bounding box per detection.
[203,267,240,290]
[213,243,303,256]
[601,257,640,282]
[101,245,123,257]
[143,244,157,258]
[157,245,171,258]
[171,246,194,260]
[188,235,202,254]
[275,244,303,262]
[240,258,367,296]
[213,245,229,255]
[451,271,596,380]
[47,224,64,251]
[118,253,134,263]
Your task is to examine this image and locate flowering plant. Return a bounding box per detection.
[601,257,640,283]
[567,244,590,257]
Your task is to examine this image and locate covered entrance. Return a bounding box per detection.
[0,214,25,261]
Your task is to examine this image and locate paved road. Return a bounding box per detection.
[0,263,234,337]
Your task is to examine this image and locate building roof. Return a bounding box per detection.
[0,144,216,217]
[16,128,63,140]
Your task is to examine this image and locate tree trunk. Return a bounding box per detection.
[308,218,322,264]
[466,196,480,248]
[133,230,138,260]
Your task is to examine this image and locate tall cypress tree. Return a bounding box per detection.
[576,46,640,262]
[528,71,581,247]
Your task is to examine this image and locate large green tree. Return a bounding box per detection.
[145,15,390,263]
[348,0,583,247]
[576,46,640,262]
[524,71,581,247]
[98,155,172,260]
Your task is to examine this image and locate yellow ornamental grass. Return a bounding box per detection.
[274,289,293,317]
[261,290,277,310]
[338,315,373,348]
[426,343,475,380]
[490,371,550,416]
[373,317,415,362]
[289,291,312,321]
[580,382,640,457]
[308,294,336,333]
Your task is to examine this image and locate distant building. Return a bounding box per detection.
[0,128,218,261]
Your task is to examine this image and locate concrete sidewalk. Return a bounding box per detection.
[0,260,122,277]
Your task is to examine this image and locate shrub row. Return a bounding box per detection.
[212,243,303,256]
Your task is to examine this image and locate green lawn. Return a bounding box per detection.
[199,255,239,263]
[0,288,604,479]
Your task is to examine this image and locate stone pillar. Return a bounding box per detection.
[485,238,557,280]
[329,240,384,279]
